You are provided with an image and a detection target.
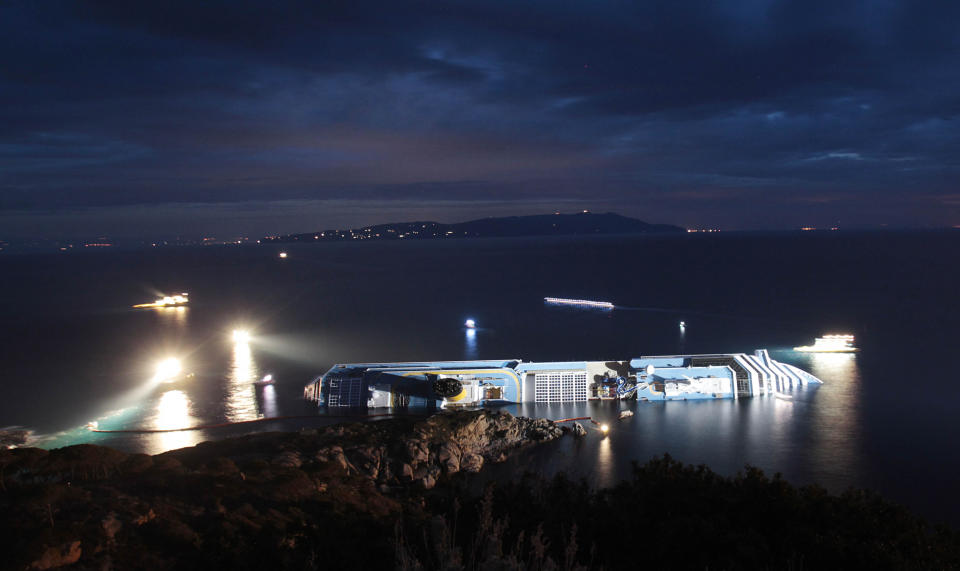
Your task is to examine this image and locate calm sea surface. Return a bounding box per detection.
[1,231,959,523]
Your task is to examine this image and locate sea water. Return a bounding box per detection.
[1,230,958,522]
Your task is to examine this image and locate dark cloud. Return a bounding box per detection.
[1,0,958,236]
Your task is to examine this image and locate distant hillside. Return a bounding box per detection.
[266,212,685,243]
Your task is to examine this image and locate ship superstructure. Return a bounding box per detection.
[304,350,822,408]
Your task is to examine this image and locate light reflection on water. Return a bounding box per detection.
[154,306,188,328]
[595,433,614,488]
[258,384,278,418]
[464,328,478,360]
[226,341,259,422]
[804,353,862,484]
[151,390,199,453]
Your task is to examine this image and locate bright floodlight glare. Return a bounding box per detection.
[232,329,251,343]
[465,318,476,329]
[156,357,182,379]
[278,252,288,259]
[600,423,610,434]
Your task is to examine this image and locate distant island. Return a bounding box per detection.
[0,212,686,253]
[262,211,685,243]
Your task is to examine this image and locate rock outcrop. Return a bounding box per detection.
[0,410,566,569]
[310,409,564,489]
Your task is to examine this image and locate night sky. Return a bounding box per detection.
[2,1,959,238]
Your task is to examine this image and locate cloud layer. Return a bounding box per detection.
[2,0,959,235]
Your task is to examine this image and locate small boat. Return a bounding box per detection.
[618,410,634,420]
[133,293,189,309]
[254,374,276,386]
[794,334,858,353]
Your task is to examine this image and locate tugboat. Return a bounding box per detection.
[794,334,858,353]
[254,374,276,386]
[133,293,189,308]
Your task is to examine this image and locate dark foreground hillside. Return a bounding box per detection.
[409,456,960,570]
[2,411,958,570]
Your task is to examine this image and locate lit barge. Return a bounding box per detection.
[794,334,858,353]
[544,297,614,309]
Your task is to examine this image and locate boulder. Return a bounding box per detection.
[29,541,81,570]
[405,440,430,464]
[437,442,462,474]
[461,453,484,473]
[346,446,383,479]
[316,446,352,473]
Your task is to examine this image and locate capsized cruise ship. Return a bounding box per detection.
[303,350,822,408]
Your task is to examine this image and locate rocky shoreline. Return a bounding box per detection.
[0,410,567,570]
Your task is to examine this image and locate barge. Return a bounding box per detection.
[304,350,822,408]
[544,297,614,309]
[794,334,858,353]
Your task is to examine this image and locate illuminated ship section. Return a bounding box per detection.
[305,360,523,408]
[630,350,822,399]
[305,350,823,408]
